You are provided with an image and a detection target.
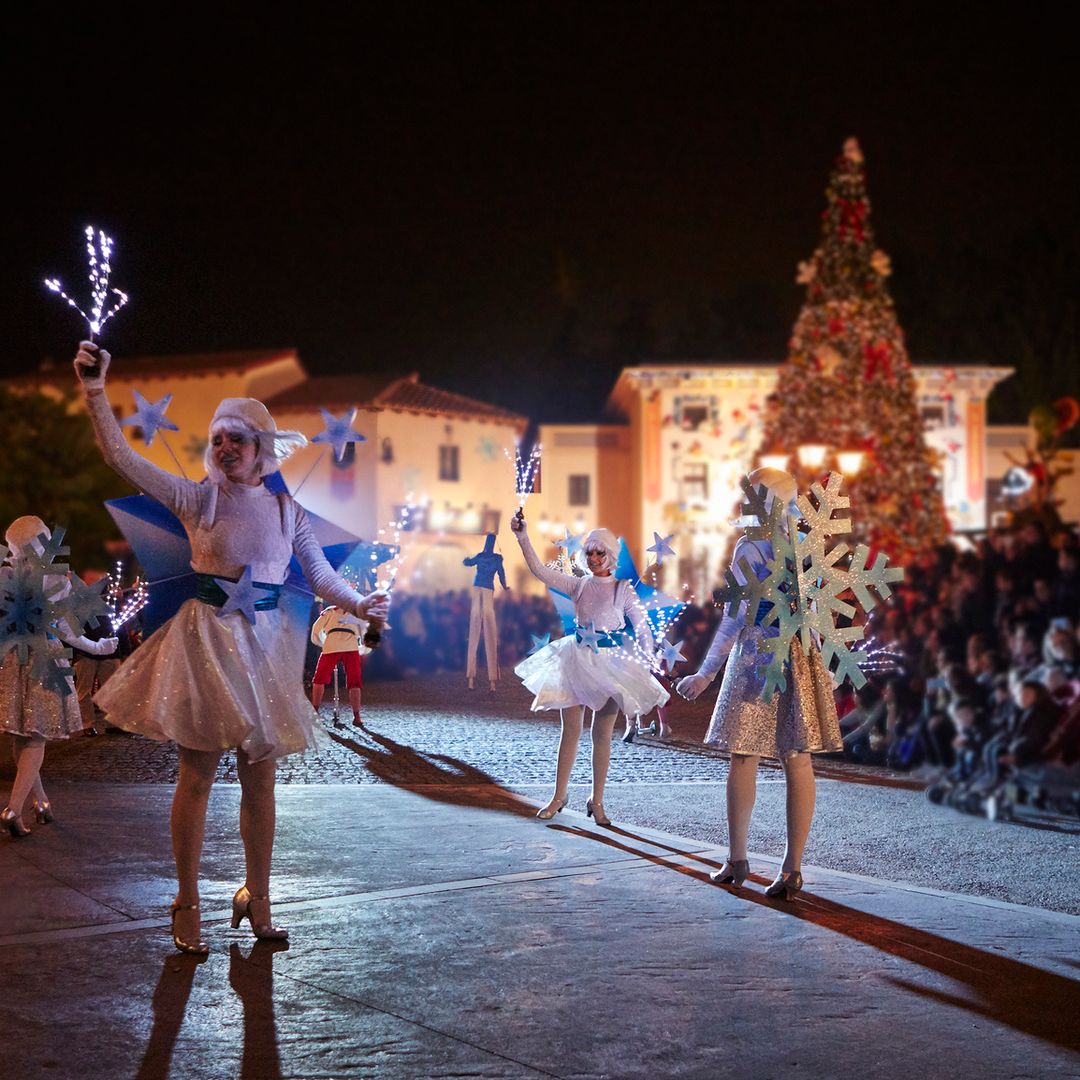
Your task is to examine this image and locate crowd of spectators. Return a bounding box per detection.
[826,520,1080,819]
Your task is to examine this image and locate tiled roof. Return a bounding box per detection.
[268,372,525,425]
[6,348,301,387]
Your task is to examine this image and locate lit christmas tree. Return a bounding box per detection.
[759,137,950,556]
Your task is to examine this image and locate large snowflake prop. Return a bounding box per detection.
[0,525,110,695]
[717,473,904,701]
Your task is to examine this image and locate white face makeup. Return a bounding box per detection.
[211,429,260,485]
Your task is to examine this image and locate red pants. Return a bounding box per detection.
[313,651,362,688]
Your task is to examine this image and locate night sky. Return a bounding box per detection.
[5,6,1077,421]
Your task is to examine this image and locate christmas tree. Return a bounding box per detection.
[759,137,950,556]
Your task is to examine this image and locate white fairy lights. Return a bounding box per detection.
[375,494,421,593]
[110,579,148,631]
[504,440,542,509]
[44,226,129,339]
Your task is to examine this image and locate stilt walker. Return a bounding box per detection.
[464,533,508,691]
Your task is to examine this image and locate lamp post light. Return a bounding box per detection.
[835,450,865,477]
[759,453,791,472]
[796,444,829,470]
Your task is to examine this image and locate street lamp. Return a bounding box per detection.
[797,444,828,469]
[759,453,791,472]
[835,450,865,476]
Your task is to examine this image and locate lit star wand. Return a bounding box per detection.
[44,226,130,378]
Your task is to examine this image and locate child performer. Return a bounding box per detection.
[310,604,369,725]
[511,508,668,824]
[676,468,841,900]
[463,533,508,691]
[1,516,118,836]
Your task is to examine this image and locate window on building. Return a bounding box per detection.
[682,462,708,501]
[439,444,460,481]
[568,474,590,507]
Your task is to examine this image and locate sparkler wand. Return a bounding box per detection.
[44,227,130,376]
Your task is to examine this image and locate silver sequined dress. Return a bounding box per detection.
[702,537,841,759]
[85,390,369,762]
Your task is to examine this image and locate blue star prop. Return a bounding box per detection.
[576,624,602,653]
[646,532,677,565]
[312,407,366,462]
[527,632,551,656]
[658,638,687,668]
[121,390,180,447]
[216,565,277,626]
[614,539,686,640]
[555,528,584,557]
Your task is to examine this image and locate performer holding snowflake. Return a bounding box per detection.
[74,342,389,953]
[1,516,117,837]
[511,509,668,824]
[678,467,902,900]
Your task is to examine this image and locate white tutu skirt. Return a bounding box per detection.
[0,652,82,741]
[95,598,318,763]
[514,635,670,716]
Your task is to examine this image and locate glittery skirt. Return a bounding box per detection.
[94,599,318,762]
[703,624,841,759]
[514,635,670,716]
[0,652,82,740]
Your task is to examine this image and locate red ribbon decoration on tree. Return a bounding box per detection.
[863,341,894,383]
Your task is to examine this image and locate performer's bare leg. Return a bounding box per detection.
[780,752,815,873]
[348,687,362,724]
[726,753,759,861]
[5,735,46,817]
[171,747,222,942]
[236,749,278,926]
[589,700,619,805]
[311,682,325,711]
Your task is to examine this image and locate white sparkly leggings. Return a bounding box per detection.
[4,734,47,815]
[727,751,816,873]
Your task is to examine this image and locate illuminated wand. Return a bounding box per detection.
[505,438,541,533]
[44,226,129,377]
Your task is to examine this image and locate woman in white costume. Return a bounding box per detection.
[511,509,668,824]
[1,516,117,837]
[677,468,841,900]
[75,343,389,953]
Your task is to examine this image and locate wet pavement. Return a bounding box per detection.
[2,782,1078,1079]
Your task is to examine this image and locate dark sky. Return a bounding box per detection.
[5,5,1077,421]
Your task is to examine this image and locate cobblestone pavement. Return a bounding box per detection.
[7,676,743,785]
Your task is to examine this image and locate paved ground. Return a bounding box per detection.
[1,783,1078,1080]
[9,675,1079,915]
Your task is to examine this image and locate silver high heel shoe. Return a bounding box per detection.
[709,858,750,886]
[535,794,569,820]
[586,799,611,826]
[169,902,209,955]
[231,887,289,940]
[32,800,55,825]
[765,870,804,901]
[1,808,31,838]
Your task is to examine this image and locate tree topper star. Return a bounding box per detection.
[647,532,677,565]
[527,632,551,656]
[216,566,278,626]
[121,390,180,447]
[312,407,366,462]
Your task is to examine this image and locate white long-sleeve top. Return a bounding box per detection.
[85,389,369,616]
[515,528,652,651]
[311,606,370,655]
[699,537,774,678]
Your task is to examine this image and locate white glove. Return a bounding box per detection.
[69,635,119,656]
[676,672,713,701]
[73,341,111,390]
[97,636,120,655]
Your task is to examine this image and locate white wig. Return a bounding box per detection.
[204,397,307,482]
[575,527,620,575]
